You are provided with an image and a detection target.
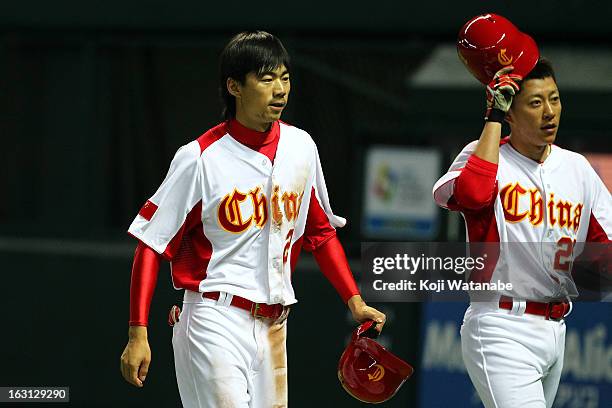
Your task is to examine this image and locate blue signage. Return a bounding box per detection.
[419,302,612,407]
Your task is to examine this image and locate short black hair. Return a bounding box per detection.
[523,57,556,83]
[219,31,291,120]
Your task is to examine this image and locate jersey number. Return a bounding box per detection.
[554,236,576,272]
[282,229,295,264]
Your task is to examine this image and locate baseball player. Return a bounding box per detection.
[432,59,611,408]
[119,31,386,408]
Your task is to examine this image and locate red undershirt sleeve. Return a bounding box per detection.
[312,236,360,303]
[453,154,499,210]
[129,201,204,326]
[303,187,360,303]
[129,242,161,326]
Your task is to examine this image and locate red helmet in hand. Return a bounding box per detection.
[338,321,414,404]
[457,13,539,84]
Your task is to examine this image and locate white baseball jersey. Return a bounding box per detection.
[128,120,344,306]
[433,138,612,301]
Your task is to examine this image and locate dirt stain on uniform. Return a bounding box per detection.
[214,393,236,408]
[268,319,288,408]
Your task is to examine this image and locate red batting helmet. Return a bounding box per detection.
[338,321,414,404]
[457,13,539,84]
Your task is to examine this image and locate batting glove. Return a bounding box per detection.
[485,66,522,123]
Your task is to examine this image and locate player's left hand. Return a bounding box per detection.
[486,66,522,114]
[120,326,151,388]
[347,295,386,333]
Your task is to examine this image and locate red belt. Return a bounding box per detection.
[203,292,287,320]
[499,296,570,321]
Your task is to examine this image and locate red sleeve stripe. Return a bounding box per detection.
[138,200,158,221]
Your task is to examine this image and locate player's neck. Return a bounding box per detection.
[234,113,272,133]
[228,117,278,148]
[508,135,551,163]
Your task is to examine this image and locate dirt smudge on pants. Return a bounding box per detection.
[268,319,288,408]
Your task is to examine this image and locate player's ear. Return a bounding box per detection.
[227,78,241,98]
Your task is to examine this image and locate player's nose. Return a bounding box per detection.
[273,79,287,96]
[542,101,555,119]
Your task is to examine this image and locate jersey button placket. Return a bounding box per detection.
[268,173,283,303]
[539,166,552,271]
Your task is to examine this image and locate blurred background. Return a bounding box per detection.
[1,1,611,407]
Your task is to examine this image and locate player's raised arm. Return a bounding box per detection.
[439,67,521,211]
[474,66,521,163]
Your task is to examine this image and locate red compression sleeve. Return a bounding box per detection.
[453,154,498,210]
[129,241,161,326]
[313,236,360,303]
[303,187,336,251]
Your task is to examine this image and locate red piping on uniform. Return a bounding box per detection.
[197,122,230,154]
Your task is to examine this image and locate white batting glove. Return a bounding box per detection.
[485,66,522,123]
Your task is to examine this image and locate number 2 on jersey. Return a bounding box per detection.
[283,229,295,264]
[554,236,576,272]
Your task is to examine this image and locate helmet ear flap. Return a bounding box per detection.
[457,13,540,85]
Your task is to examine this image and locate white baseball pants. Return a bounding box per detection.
[172,290,288,408]
[461,301,566,408]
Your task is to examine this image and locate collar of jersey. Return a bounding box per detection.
[506,140,556,167]
[227,119,279,148]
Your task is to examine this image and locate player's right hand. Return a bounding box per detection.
[486,66,522,116]
[120,327,151,388]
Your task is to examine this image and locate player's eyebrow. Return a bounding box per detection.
[527,89,559,99]
[258,69,290,77]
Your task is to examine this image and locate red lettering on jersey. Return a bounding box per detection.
[556,201,573,229]
[218,189,252,233]
[271,185,283,225]
[528,189,544,226]
[573,203,583,232]
[282,192,298,222]
[218,186,305,234]
[249,187,268,228]
[499,184,584,232]
[296,190,304,219]
[500,183,528,223]
[547,193,557,226]
[282,229,295,264]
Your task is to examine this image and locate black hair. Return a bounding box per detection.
[523,57,556,83]
[219,31,291,120]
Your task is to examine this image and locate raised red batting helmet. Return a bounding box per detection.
[338,321,414,404]
[457,13,539,84]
